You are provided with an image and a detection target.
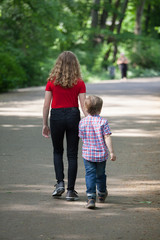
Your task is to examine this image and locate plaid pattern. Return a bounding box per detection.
[79,115,112,162]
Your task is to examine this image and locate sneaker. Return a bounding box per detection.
[66,190,79,201]
[98,190,108,203]
[52,182,65,197]
[86,199,95,209]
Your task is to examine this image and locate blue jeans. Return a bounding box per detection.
[50,107,80,191]
[83,159,107,200]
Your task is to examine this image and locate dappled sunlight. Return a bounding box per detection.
[0,182,85,194]
[113,129,160,137]
[1,124,41,128]
[1,82,160,118]
[1,177,159,215]
[0,80,160,240]
[0,99,44,117]
[135,119,159,124]
[0,184,52,194]
[1,124,41,131]
[101,95,160,117]
[1,178,159,195]
[53,234,101,240]
[103,115,160,137]
[1,204,41,212]
[0,202,89,214]
[129,207,159,213]
[110,180,160,195]
[17,86,45,93]
[98,212,119,216]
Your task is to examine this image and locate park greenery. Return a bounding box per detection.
[0,0,160,92]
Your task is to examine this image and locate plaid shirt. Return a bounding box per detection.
[79,115,112,162]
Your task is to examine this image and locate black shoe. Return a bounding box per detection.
[98,190,108,203]
[66,190,79,201]
[52,182,65,197]
[86,199,95,209]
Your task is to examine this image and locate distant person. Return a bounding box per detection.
[79,95,116,209]
[117,53,129,81]
[108,65,115,79]
[42,51,87,201]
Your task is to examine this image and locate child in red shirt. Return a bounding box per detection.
[42,51,87,200]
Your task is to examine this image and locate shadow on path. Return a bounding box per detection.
[0,78,160,240]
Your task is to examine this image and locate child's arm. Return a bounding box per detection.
[79,93,88,117]
[42,91,52,138]
[104,135,116,161]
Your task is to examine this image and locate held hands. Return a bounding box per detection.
[110,152,116,161]
[42,125,50,138]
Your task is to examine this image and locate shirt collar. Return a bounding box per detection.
[88,114,100,117]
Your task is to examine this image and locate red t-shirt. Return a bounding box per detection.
[45,78,86,108]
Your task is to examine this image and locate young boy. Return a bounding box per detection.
[79,95,116,209]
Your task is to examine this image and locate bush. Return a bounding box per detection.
[128,66,160,78]
[128,39,160,70]
[0,52,27,92]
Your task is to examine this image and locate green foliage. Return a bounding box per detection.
[0,0,160,92]
[128,67,160,78]
[81,65,111,83]
[0,0,61,91]
[128,39,160,70]
[0,52,27,92]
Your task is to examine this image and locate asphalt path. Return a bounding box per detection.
[0,77,160,240]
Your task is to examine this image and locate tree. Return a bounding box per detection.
[113,0,129,62]
[134,0,146,35]
[91,0,100,27]
[103,0,129,63]
[0,0,62,88]
[0,0,160,92]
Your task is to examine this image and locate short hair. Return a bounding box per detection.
[85,95,103,116]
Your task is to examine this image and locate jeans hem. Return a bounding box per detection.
[87,193,96,199]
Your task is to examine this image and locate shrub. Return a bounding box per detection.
[0,52,27,92]
[128,39,160,70]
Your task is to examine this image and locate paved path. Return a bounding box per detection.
[0,77,160,240]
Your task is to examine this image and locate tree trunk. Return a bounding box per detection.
[104,0,121,60]
[100,0,112,28]
[91,0,100,28]
[144,3,151,34]
[117,0,129,34]
[134,0,146,35]
[100,8,108,28]
[113,43,118,63]
[113,0,129,62]
[110,0,121,32]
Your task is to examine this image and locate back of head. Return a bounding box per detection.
[120,53,125,57]
[48,51,81,88]
[85,95,103,116]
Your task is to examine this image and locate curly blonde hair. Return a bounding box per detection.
[47,51,82,88]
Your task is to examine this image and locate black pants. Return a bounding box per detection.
[120,63,127,78]
[50,107,80,190]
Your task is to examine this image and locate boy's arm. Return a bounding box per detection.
[104,134,116,161]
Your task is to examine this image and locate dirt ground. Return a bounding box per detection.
[0,77,160,240]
